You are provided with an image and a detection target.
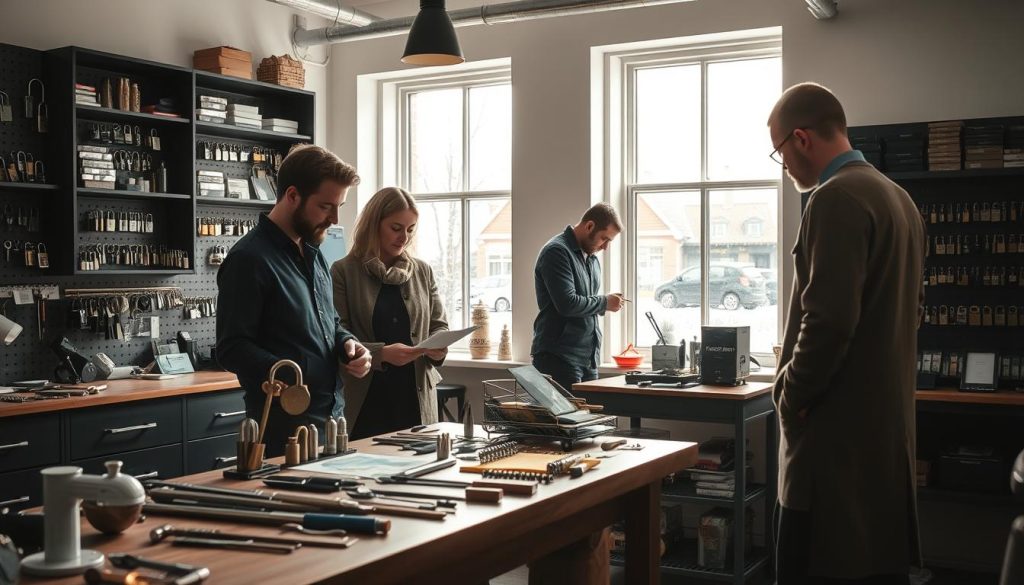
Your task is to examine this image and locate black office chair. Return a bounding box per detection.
[999,448,1024,585]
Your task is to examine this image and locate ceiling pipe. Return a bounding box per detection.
[268,0,380,27]
[293,0,694,47]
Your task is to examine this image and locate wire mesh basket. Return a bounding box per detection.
[481,377,617,450]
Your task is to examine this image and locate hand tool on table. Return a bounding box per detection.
[149,524,356,549]
[345,486,458,509]
[144,502,392,535]
[146,484,446,521]
[163,536,296,554]
[377,474,539,496]
[106,553,210,585]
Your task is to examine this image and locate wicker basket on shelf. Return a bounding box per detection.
[256,55,305,89]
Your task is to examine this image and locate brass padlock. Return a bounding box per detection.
[263,359,310,416]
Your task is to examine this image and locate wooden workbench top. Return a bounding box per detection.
[0,371,240,417]
[574,375,774,401]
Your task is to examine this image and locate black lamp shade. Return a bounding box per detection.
[402,0,464,65]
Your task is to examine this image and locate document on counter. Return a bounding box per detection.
[414,326,480,350]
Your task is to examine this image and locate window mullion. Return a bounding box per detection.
[462,197,472,326]
[699,59,710,328]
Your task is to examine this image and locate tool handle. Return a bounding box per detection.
[304,513,390,534]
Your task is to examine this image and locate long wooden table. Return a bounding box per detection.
[20,422,696,585]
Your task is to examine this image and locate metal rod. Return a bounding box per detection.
[293,0,692,47]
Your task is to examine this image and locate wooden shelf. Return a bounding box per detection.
[196,197,275,208]
[77,188,191,201]
[916,387,1024,406]
[76,105,189,125]
[886,168,1024,180]
[0,182,60,192]
[195,120,310,143]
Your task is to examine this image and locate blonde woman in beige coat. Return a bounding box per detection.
[330,187,449,439]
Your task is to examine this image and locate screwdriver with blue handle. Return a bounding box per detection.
[144,502,391,535]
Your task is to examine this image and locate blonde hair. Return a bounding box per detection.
[349,187,419,261]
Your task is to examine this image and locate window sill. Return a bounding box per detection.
[439,353,527,371]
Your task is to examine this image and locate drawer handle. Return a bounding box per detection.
[0,496,30,507]
[134,471,160,480]
[213,410,246,419]
[215,456,238,464]
[0,440,29,451]
[105,422,158,434]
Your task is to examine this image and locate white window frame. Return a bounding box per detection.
[394,68,512,329]
[613,38,783,357]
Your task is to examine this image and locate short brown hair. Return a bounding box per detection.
[580,203,622,231]
[276,144,360,200]
[767,82,847,139]
[349,187,418,261]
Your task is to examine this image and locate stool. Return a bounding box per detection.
[436,383,466,422]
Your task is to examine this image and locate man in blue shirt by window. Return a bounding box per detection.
[217,145,372,456]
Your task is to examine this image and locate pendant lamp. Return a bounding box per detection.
[402,0,465,66]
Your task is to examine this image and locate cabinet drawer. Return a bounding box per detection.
[186,389,246,440]
[70,398,182,461]
[0,414,60,473]
[77,443,183,482]
[186,434,240,475]
[0,466,45,513]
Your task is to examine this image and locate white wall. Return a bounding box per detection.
[0,0,333,144]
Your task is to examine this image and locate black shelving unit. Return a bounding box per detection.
[0,40,315,383]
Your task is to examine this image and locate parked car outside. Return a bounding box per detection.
[758,268,778,305]
[470,274,512,312]
[654,262,768,311]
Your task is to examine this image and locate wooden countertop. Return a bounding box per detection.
[0,371,240,418]
[915,387,1024,406]
[574,375,774,401]
[20,422,697,585]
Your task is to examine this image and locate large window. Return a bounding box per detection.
[400,74,512,352]
[624,45,781,355]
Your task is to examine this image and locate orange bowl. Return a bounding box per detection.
[612,354,644,369]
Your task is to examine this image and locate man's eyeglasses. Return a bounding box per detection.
[769,129,795,165]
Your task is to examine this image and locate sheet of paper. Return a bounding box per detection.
[964,352,996,385]
[414,326,480,350]
[292,452,426,479]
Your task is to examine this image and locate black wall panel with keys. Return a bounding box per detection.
[0,42,314,382]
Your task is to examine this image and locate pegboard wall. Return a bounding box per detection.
[1,42,312,382]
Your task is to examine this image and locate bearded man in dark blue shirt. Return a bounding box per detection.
[217,145,372,455]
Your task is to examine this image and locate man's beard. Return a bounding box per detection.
[785,149,817,192]
[582,231,602,255]
[292,203,331,244]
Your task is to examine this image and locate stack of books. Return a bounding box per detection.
[1004,125,1024,168]
[927,120,963,171]
[883,129,926,172]
[851,134,882,168]
[226,104,261,129]
[78,145,115,189]
[75,83,99,107]
[262,117,299,134]
[197,170,225,198]
[964,124,1004,170]
[688,468,748,498]
[196,95,228,124]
